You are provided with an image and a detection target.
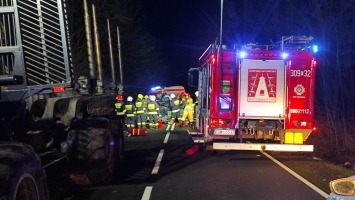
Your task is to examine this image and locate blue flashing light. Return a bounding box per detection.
[239,51,247,59]
[312,45,318,53]
[281,52,289,59]
[151,86,161,91]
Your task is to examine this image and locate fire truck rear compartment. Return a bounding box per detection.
[239,59,285,118]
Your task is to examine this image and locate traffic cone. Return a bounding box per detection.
[158,119,163,129]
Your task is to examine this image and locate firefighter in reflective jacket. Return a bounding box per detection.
[180,93,194,126]
[114,95,126,129]
[147,95,159,129]
[169,93,180,125]
[143,95,149,108]
[135,93,146,128]
[125,96,135,128]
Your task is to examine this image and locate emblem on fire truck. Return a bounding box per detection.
[247,69,277,102]
[294,84,305,95]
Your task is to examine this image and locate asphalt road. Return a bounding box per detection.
[45,124,326,200]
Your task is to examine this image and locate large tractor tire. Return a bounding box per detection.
[66,117,123,185]
[108,118,125,165]
[0,142,49,200]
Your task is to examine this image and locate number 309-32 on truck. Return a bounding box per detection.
[189,36,318,152]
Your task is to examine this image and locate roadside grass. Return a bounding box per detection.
[272,153,355,194]
[269,132,355,194]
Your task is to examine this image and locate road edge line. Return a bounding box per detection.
[261,151,328,198]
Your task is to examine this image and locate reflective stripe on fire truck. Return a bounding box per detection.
[213,143,313,152]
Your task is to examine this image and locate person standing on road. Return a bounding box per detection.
[135,93,146,128]
[114,94,126,130]
[179,93,195,127]
[147,95,159,129]
[125,96,135,128]
[169,93,180,125]
[159,94,170,124]
[177,92,186,123]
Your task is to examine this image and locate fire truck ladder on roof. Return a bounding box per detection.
[280,36,314,51]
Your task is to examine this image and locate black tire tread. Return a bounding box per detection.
[67,117,116,185]
[0,142,48,200]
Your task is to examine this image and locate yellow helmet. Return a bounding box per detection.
[137,94,143,99]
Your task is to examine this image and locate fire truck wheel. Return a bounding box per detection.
[0,142,49,200]
[66,117,117,185]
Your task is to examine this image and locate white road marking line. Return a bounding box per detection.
[141,186,153,200]
[163,132,170,143]
[166,124,171,131]
[151,149,164,174]
[171,123,175,130]
[261,151,329,198]
[43,155,66,169]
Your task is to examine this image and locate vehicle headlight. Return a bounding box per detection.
[330,177,355,196]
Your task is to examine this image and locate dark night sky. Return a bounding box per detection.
[136,0,221,92]
[134,0,322,93]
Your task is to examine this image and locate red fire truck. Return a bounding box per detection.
[188,36,318,152]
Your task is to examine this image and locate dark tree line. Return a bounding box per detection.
[310,0,355,155]
[65,0,166,94]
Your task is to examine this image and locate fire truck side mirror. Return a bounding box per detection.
[188,68,198,87]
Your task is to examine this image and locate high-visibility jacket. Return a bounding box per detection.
[185,97,194,106]
[147,100,159,115]
[114,100,126,115]
[170,97,180,113]
[135,98,145,114]
[125,102,135,117]
[142,98,149,108]
[184,97,195,115]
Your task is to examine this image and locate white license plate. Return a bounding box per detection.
[214,129,235,135]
